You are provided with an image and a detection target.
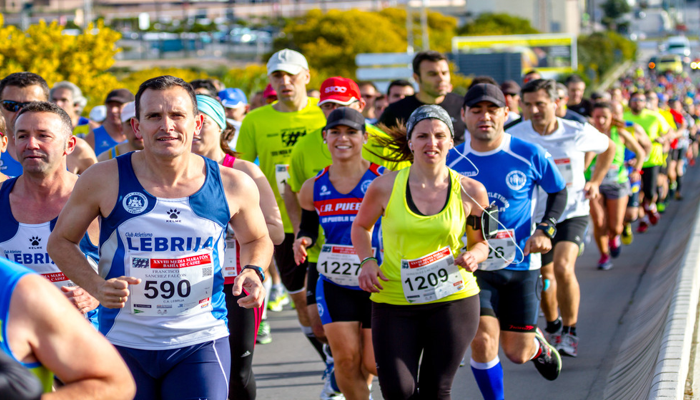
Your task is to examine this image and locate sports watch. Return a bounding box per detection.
[241,265,265,282]
[536,223,557,239]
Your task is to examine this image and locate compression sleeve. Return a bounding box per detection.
[297,208,320,247]
[542,188,567,225]
[0,352,42,400]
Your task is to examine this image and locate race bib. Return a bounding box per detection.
[317,244,375,287]
[275,164,290,197]
[554,158,573,186]
[41,272,74,289]
[401,247,464,304]
[480,229,517,271]
[222,239,238,279]
[129,252,214,317]
[602,165,620,185]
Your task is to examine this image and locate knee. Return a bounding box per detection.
[471,331,498,359]
[334,352,362,376]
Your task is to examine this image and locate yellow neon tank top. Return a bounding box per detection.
[370,167,479,305]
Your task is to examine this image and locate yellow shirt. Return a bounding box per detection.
[370,167,479,305]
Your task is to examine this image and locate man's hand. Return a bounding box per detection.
[584,181,600,200]
[455,251,479,272]
[97,276,141,309]
[629,170,641,183]
[524,229,552,256]
[61,286,100,314]
[233,269,265,308]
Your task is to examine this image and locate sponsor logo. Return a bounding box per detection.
[325,86,347,93]
[132,257,150,268]
[280,128,306,147]
[11,252,54,265]
[241,350,251,358]
[505,170,528,191]
[508,325,534,331]
[126,236,214,252]
[361,180,371,194]
[29,236,41,247]
[157,305,172,309]
[123,192,148,214]
[167,208,181,223]
[157,309,168,315]
[319,185,331,196]
[316,302,324,317]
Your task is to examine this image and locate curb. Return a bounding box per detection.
[648,205,700,399]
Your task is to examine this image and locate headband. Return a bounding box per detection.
[196,94,227,131]
[405,105,454,140]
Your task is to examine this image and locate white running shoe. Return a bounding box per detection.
[557,333,578,357]
[544,323,563,347]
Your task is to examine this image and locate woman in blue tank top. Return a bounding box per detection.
[293,108,382,399]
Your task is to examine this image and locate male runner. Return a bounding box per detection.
[0,102,100,322]
[236,49,330,372]
[50,81,92,137]
[0,257,135,399]
[85,89,134,157]
[96,101,144,161]
[565,75,592,117]
[48,75,272,400]
[447,84,567,399]
[386,79,414,104]
[508,79,615,357]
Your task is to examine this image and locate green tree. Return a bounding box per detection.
[457,13,539,36]
[577,31,636,85]
[601,0,632,29]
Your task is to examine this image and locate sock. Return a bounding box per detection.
[301,325,326,362]
[563,325,577,336]
[471,357,504,400]
[545,317,562,334]
[262,278,272,320]
[530,337,542,360]
[273,283,284,292]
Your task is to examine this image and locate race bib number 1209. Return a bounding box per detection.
[401,247,463,304]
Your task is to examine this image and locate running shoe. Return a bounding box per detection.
[320,377,344,400]
[267,286,289,312]
[609,236,622,258]
[621,223,633,245]
[690,157,696,167]
[321,346,343,400]
[256,320,272,345]
[532,328,562,381]
[597,254,613,271]
[657,201,666,214]
[637,220,649,234]
[675,191,684,201]
[648,210,660,225]
[557,333,578,357]
[545,322,562,347]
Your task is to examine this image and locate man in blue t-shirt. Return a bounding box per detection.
[446,84,568,400]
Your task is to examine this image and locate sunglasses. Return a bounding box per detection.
[2,100,32,112]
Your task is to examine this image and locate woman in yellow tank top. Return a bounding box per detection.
[351,105,489,400]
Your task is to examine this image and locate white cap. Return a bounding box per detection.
[89,105,106,123]
[120,101,135,123]
[266,49,309,76]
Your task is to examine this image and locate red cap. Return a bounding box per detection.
[263,84,277,99]
[319,77,361,106]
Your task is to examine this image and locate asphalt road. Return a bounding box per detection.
[249,166,700,400]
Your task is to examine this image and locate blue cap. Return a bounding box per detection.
[218,88,248,109]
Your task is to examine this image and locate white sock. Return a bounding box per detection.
[470,356,500,370]
[530,337,541,360]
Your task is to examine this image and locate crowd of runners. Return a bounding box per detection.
[0,47,697,400]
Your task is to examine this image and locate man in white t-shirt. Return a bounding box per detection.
[507,79,616,358]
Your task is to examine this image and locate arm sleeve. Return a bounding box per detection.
[575,123,610,154]
[542,188,567,225]
[288,145,305,193]
[235,118,257,162]
[0,352,43,400]
[297,208,320,247]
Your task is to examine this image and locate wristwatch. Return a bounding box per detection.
[241,265,265,282]
[536,223,557,239]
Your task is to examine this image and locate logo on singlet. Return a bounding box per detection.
[361,180,371,194]
[29,236,41,247]
[123,192,148,214]
[319,185,331,196]
[167,209,181,222]
[280,128,306,147]
[505,171,527,191]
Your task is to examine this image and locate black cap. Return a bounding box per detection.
[500,80,521,95]
[463,83,506,108]
[105,89,135,104]
[325,108,365,131]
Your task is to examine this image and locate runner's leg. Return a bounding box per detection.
[225,284,256,400]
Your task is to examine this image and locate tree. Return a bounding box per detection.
[0,18,122,110]
[602,0,632,21]
[457,13,539,36]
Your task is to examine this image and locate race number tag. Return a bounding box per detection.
[223,239,238,278]
[275,164,290,197]
[317,244,375,287]
[401,247,464,304]
[129,252,214,317]
[479,230,516,271]
[41,272,74,289]
[603,166,620,184]
[554,158,573,186]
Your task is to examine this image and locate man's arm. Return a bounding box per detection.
[12,275,135,400]
[284,183,302,236]
[234,160,284,245]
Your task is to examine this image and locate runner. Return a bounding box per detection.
[48,75,273,400]
[218,88,249,146]
[588,102,645,270]
[0,257,135,399]
[447,84,567,399]
[508,79,615,357]
[96,101,144,161]
[667,98,689,201]
[294,107,381,400]
[353,105,488,399]
[623,91,671,234]
[565,75,592,117]
[0,102,101,326]
[85,89,134,157]
[236,49,331,380]
[192,93,284,400]
[0,114,7,183]
[50,81,93,138]
[386,80,415,104]
[645,91,675,214]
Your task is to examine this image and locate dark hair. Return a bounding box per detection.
[15,101,73,137]
[0,72,50,100]
[523,69,539,77]
[468,76,498,89]
[135,76,198,120]
[357,81,378,91]
[412,51,448,75]
[369,123,413,163]
[220,120,240,158]
[592,101,613,112]
[555,83,568,99]
[629,90,645,99]
[387,79,413,95]
[645,89,658,98]
[564,74,585,86]
[521,79,558,101]
[190,79,218,98]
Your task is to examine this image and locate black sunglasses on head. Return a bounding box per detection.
[2,100,32,112]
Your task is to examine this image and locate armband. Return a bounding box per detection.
[466,203,499,239]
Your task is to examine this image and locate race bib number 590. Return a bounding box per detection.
[129,252,214,317]
[401,247,464,304]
